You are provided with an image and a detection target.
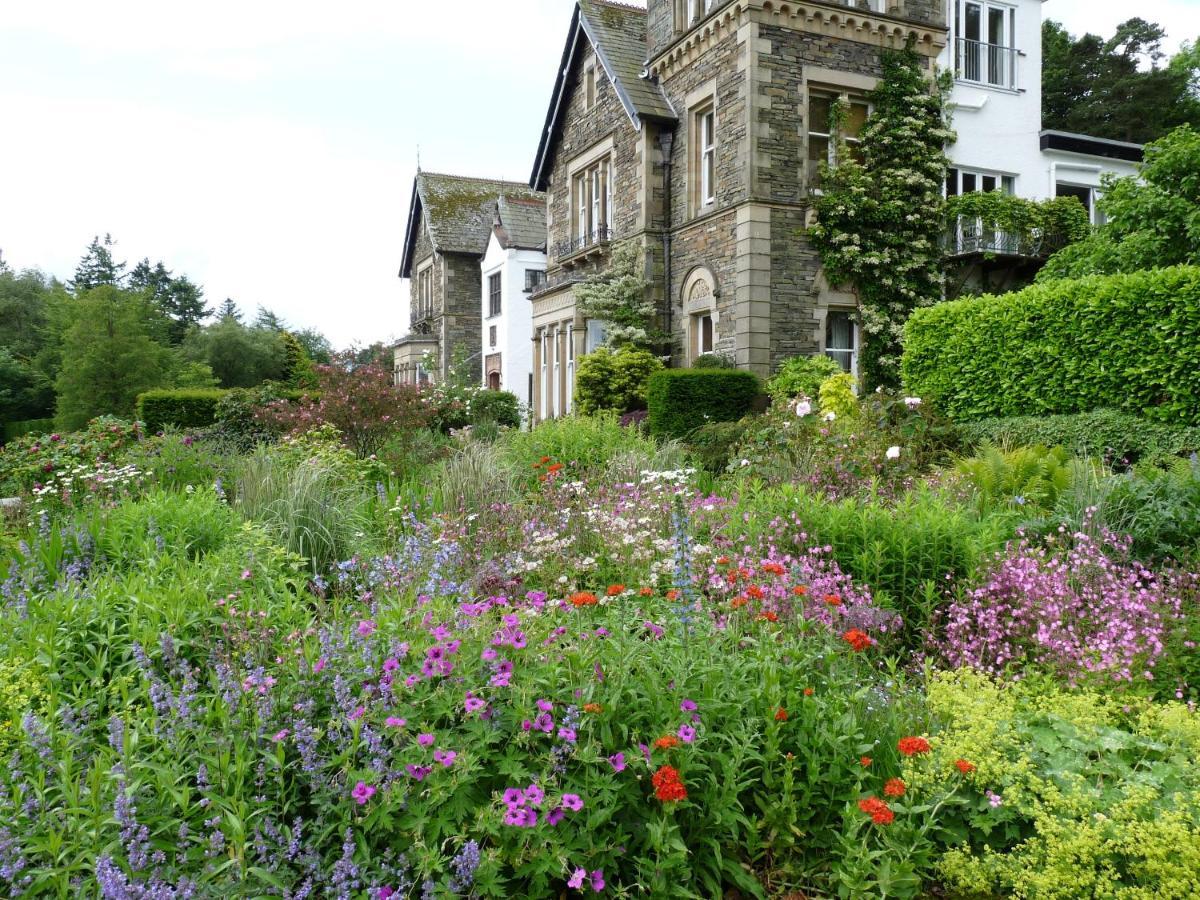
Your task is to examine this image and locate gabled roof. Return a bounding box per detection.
[530,0,676,191]
[494,195,547,252]
[399,172,544,277]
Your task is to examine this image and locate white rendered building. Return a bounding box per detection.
[480,195,547,412]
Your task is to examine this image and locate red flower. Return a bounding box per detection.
[654,735,679,750]
[570,592,598,607]
[842,629,873,652]
[803,687,814,697]
[638,587,654,597]
[860,756,873,767]
[955,759,976,775]
[539,456,551,464]
[824,594,843,607]
[666,590,679,601]
[746,584,765,600]
[546,463,564,474]
[791,585,809,596]
[883,778,906,798]
[762,562,786,576]
[757,611,779,623]
[897,736,931,757]
[606,584,626,596]
[774,707,788,722]
[652,765,688,803]
[731,596,749,610]
[857,797,894,825]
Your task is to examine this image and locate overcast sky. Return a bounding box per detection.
[1,0,1196,348]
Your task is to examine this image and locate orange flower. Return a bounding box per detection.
[857,797,894,825]
[803,687,814,697]
[570,591,598,607]
[954,759,976,775]
[824,594,843,607]
[842,629,872,652]
[606,584,626,597]
[583,703,603,714]
[897,736,931,757]
[539,456,551,464]
[774,707,788,722]
[654,735,679,750]
[791,585,809,597]
[716,555,730,565]
[531,461,542,469]
[731,596,749,610]
[860,756,873,767]
[665,589,679,601]
[746,584,765,600]
[639,587,654,597]
[546,462,564,474]
[652,765,687,802]
[762,562,786,576]
[757,611,779,623]
[883,778,906,798]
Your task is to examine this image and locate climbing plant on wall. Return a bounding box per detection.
[574,241,664,351]
[810,44,955,390]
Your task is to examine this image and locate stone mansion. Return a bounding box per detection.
[394,0,1142,423]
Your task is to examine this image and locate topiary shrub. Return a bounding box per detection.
[903,265,1200,425]
[767,354,842,404]
[575,347,663,416]
[136,389,228,433]
[646,369,762,439]
[692,353,735,369]
[471,390,521,429]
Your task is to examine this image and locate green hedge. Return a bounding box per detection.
[137,389,228,433]
[903,266,1200,425]
[956,409,1200,467]
[3,418,55,444]
[646,369,762,439]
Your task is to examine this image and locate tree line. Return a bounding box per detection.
[0,236,361,431]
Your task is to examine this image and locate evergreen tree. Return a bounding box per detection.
[293,328,333,364]
[218,298,242,322]
[128,259,211,344]
[254,306,287,331]
[180,316,287,388]
[71,234,126,293]
[54,286,174,429]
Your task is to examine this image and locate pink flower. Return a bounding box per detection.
[357,619,376,637]
[272,729,289,742]
[590,870,605,892]
[524,783,545,806]
[417,732,435,747]
[537,699,553,713]
[464,695,487,714]
[608,752,626,772]
[378,888,395,900]
[351,781,376,805]
[433,749,457,767]
[561,793,584,812]
[680,699,698,712]
[567,868,587,890]
[546,806,565,825]
[385,716,406,728]
[312,657,327,674]
[241,569,253,580]
[678,724,696,743]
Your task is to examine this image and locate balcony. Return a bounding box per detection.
[944,221,1063,261]
[552,226,612,263]
[954,38,1018,90]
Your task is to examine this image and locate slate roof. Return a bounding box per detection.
[531,0,676,191]
[400,173,545,277]
[495,195,547,251]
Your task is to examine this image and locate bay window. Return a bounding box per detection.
[573,158,612,247]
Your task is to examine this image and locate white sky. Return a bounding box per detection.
[1,0,1196,348]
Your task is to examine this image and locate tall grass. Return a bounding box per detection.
[236,451,371,573]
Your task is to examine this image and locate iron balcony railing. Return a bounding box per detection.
[955,38,1018,90]
[944,220,1064,260]
[551,226,612,261]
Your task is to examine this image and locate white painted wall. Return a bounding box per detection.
[481,232,545,415]
[942,0,1046,199]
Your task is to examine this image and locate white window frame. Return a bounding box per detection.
[946,166,1017,252]
[807,89,871,190]
[700,108,716,207]
[954,0,1017,90]
[487,271,502,318]
[565,323,575,415]
[691,311,715,360]
[824,310,859,380]
[572,158,612,246]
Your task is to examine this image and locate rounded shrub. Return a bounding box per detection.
[767,354,842,404]
[575,347,663,415]
[646,369,762,439]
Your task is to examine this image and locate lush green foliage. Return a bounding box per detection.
[1039,125,1200,280]
[471,390,521,429]
[954,444,1074,515]
[765,354,842,405]
[646,369,762,439]
[903,265,1200,424]
[690,353,734,369]
[1042,19,1200,144]
[955,408,1200,468]
[944,192,1091,260]
[811,47,954,389]
[572,241,662,350]
[574,347,663,416]
[136,388,228,433]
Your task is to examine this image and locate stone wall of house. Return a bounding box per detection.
[438,251,484,380]
[408,218,440,332]
[897,0,944,28]
[668,210,740,356]
[543,36,645,279]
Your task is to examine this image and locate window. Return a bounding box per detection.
[807,89,870,189]
[945,167,1016,197]
[585,66,597,110]
[825,311,858,377]
[837,0,883,8]
[525,268,547,292]
[585,319,608,353]
[947,167,1017,253]
[1056,183,1096,222]
[415,262,435,321]
[488,272,502,317]
[572,158,612,246]
[691,312,714,359]
[489,325,497,348]
[695,105,716,209]
[955,1,1016,89]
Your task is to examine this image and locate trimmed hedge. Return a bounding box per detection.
[956,409,1200,467]
[472,390,521,429]
[646,369,762,439]
[137,389,228,433]
[903,266,1200,425]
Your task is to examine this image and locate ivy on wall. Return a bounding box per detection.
[810,45,955,390]
[574,241,664,351]
[945,193,1092,259]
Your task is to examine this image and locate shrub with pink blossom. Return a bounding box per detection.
[941,522,1197,691]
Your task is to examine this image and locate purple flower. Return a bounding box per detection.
[608,752,626,772]
[385,716,406,728]
[417,732,435,747]
[504,807,537,828]
[567,868,587,890]
[680,699,698,712]
[537,699,553,713]
[434,749,457,767]
[546,806,565,825]
[464,696,487,714]
[503,788,524,806]
[357,619,376,637]
[561,793,584,812]
[406,764,433,781]
[590,870,605,892]
[351,781,376,805]
[524,783,545,806]
[987,790,1004,808]
[558,726,577,744]
[533,713,554,733]
[678,725,696,743]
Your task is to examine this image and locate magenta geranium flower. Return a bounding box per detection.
[680,698,697,712]
[590,870,605,892]
[561,793,584,812]
[417,732,435,747]
[433,749,457,767]
[351,781,376,804]
[546,806,565,825]
[567,868,587,890]
[678,724,696,743]
[608,752,626,772]
[356,619,376,637]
